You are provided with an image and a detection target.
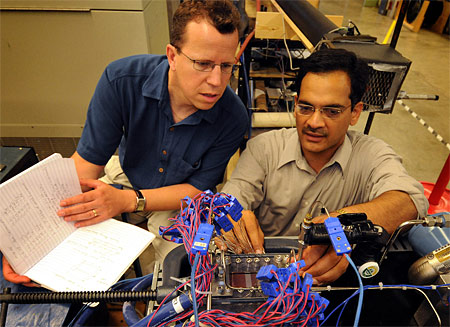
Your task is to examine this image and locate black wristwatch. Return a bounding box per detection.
[133,189,146,212]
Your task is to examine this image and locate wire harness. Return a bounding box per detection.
[156,191,333,326]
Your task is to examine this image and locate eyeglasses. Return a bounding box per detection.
[295,103,352,120]
[177,49,237,74]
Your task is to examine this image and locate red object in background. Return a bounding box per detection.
[421,153,450,214]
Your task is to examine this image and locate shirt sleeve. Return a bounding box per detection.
[221,135,268,211]
[76,67,124,165]
[361,138,429,217]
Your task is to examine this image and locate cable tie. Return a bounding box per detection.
[431,285,437,290]
[378,282,383,290]
[327,285,332,291]
[402,286,407,290]
[170,276,189,285]
[195,288,212,295]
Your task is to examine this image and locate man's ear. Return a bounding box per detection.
[350,102,363,126]
[166,44,177,70]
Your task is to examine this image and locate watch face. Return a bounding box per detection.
[134,190,146,212]
[137,198,146,211]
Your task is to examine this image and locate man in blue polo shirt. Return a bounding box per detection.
[3,0,248,284]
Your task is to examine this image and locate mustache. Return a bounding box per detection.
[302,126,327,137]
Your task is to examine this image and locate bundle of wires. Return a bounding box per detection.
[182,260,329,327]
[156,191,333,327]
[157,191,233,326]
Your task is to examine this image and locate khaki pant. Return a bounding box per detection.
[101,156,182,263]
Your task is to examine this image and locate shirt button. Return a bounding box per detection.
[159,168,164,173]
[304,201,309,206]
[295,223,300,228]
[162,150,167,155]
[169,127,174,132]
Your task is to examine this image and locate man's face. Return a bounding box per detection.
[295,71,362,163]
[167,19,239,111]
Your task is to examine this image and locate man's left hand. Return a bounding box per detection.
[57,179,135,227]
[299,244,349,285]
[298,214,349,285]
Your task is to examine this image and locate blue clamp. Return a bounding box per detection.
[324,217,352,255]
[191,223,214,255]
[214,211,234,232]
[301,273,313,294]
[260,281,280,297]
[256,264,277,281]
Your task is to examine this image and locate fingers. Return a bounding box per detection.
[57,192,102,227]
[241,211,264,253]
[300,246,348,285]
[57,181,132,227]
[2,256,40,287]
[218,230,243,254]
[300,244,328,270]
[213,236,227,251]
[312,257,348,285]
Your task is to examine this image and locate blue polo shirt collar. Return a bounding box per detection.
[141,59,220,125]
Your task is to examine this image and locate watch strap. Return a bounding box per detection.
[133,189,146,212]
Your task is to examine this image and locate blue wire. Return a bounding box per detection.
[322,283,450,327]
[336,296,350,327]
[430,211,450,216]
[191,252,201,327]
[345,253,363,327]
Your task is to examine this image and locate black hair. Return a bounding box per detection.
[296,48,370,108]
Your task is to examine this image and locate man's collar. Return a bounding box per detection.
[324,134,352,174]
[278,130,302,169]
[142,59,169,100]
[277,130,352,174]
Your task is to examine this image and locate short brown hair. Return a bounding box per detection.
[170,0,240,49]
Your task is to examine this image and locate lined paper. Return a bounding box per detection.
[26,219,154,291]
[0,154,79,274]
[0,154,155,291]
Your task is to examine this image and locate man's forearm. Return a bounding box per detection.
[140,183,202,212]
[331,190,418,234]
[71,151,104,180]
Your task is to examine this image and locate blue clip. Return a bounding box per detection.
[277,268,290,283]
[260,281,280,297]
[256,264,276,281]
[324,217,352,255]
[214,211,233,232]
[301,273,313,293]
[191,223,214,255]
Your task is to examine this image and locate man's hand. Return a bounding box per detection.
[214,210,264,254]
[299,244,349,285]
[298,214,349,285]
[57,179,135,227]
[2,256,40,287]
[241,210,264,253]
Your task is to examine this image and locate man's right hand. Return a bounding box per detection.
[240,210,264,253]
[2,256,40,287]
[214,210,264,254]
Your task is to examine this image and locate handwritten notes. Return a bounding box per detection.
[0,153,155,291]
[26,219,154,291]
[0,154,78,274]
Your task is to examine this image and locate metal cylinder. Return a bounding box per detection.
[408,243,450,284]
[275,0,338,46]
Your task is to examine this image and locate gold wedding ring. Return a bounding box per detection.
[92,209,98,217]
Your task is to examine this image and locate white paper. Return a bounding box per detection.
[26,219,154,291]
[0,154,155,291]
